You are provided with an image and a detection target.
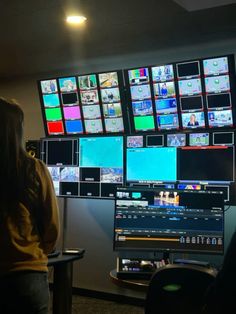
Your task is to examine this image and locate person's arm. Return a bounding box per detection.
[36,159,60,254]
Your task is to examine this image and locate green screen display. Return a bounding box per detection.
[134,116,155,131]
[45,108,62,121]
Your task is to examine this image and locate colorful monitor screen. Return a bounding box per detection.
[153,82,176,98]
[65,120,83,134]
[178,79,202,96]
[63,106,81,120]
[208,110,233,127]
[182,112,205,128]
[104,118,124,133]
[189,133,209,146]
[59,77,77,92]
[132,100,153,116]
[167,134,186,147]
[99,72,119,88]
[101,87,120,103]
[128,68,149,85]
[78,74,97,89]
[126,147,177,182]
[205,75,230,93]
[41,79,58,93]
[151,64,174,82]
[103,103,122,118]
[203,57,229,76]
[134,115,155,131]
[82,105,101,119]
[43,94,60,107]
[127,136,144,148]
[155,98,177,114]
[130,84,151,100]
[157,114,179,130]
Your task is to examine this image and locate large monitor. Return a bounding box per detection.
[113,186,224,254]
[42,136,124,198]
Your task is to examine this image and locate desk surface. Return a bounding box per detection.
[110,269,149,291]
[48,250,85,266]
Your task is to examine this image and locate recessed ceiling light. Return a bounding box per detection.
[66,15,87,24]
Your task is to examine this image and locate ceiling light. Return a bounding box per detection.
[66,15,87,25]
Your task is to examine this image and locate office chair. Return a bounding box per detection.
[145,263,217,314]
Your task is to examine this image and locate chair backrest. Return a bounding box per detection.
[145,264,216,314]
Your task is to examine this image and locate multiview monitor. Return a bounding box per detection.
[114,186,224,254]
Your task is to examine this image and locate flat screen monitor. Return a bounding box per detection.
[157,113,179,130]
[146,135,164,147]
[178,146,234,183]
[177,61,200,78]
[155,98,177,114]
[61,92,78,105]
[126,147,177,183]
[178,79,202,96]
[43,138,78,166]
[180,96,203,111]
[127,136,143,148]
[167,134,186,147]
[59,77,77,92]
[182,112,205,129]
[114,186,224,254]
[213,132,234,145]
[130,84,151,100]
[208,110,233,128]
[206,93,231,109]
[153,82,176,98]
[205,75,230,93]
[151,64,174,82]
[132,100,153,116]
[189,133,209,146]
[203,57,229,76]
[128,68,149,85]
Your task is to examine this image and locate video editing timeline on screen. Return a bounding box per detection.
[39,71,126,136]
[41,136,124,198]
[113,187,224,254]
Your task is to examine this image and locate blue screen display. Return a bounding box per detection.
[80,137,123,168]
[43,94,60,107]
[65,120,83,134]
[127,147,177,182]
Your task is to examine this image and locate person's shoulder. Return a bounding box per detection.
[34,158,48,174]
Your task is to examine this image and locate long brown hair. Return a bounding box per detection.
[0,97,39,210]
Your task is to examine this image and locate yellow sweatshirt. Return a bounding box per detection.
[0,159,60,276]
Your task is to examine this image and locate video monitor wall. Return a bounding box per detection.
[39,71,127,136]
[114,186,224,254]
[124,55,235,133]
[125,132,235,203]
[41,136,124,198]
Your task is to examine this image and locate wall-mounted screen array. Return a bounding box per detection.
[113,186,224,254]
[41,136,124,198]
[125,55,235,132]
[39,71,126,136]
[41,130,236,203]
[38,55,235,137]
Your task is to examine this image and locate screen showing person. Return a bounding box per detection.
[153,82,176,98]
[151,64,174,82]
[127,136,143,148]
[208,110,233,127]
[103,103,122,118]
[41,79,58,94]
[207,93,231,109]
[130,84,151,100]
[101,87,120,103]
[99,72,119,88]
[157,113,179,130]
[104,118,124,133]
[81,90,99,104]
[167,134,186,147]
[182,112,205,128]
[155,98,177,114]
[178,79,202,96]
[128,68,149,85]
[203,57,229,76]
[59,77,77,92]
[132,100,153,116]
[189,133,209,146]
[177,61,200,78]
[205,75,230,93]
[82,105,101,119]
[78,74,97,90]
[84,119,103,133]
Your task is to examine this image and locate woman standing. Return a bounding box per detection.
[0,97,60,313]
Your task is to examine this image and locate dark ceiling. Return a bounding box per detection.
[0,0,236,78]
